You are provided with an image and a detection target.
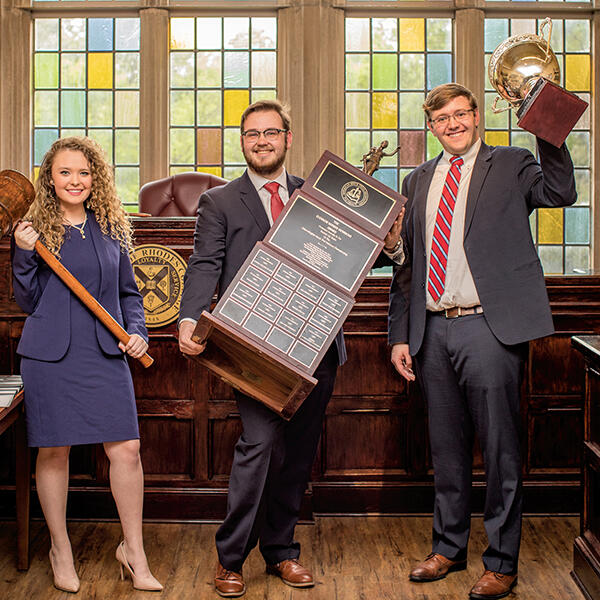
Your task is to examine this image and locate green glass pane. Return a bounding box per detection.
[170,166,190,176]
[511,131,536,154]
[399,54,424,90]
[538,245,563,275]
[251,89,276,103]
[197,89,221,126]
[170,128,195,164]
[115,18,140,51]
[224,166,245,180]
[170,91,195,126]
[529,211,536,241]
[574,169,589,206]
[545,18,563,53]
[88,91,113,126]
[223,128,244,165]
[427,19,451,52]
[565,20,589,52]
[88,129,113,160]
[251,52,276,88]
[485,93,508,129]
[372,131,399,166]
[60,91,86,127]
[34,91,59,126]
[566,132,589,168]
[345,130,370,165]
[484,19,508,53]
[399,93,424,128]
[345,93,369,128]
[115,130,139,164]
[61,19,86,51]
[197,52,221,87]
[224,52,249,88]
[36,19,59,51]
[196,18,222,50]
[565,207,589,244]
[565,246,589,274]
[372,18,397,52]
[115,91,139,127]
[399,168,412,190]
[115,53,139,89]
[372,54,397,90]
[224,17,249,49]
[34,129,58,164]
[251,17,276,49]
[346,19,369,52]
[171,53,195,88]
[426,130,442,160]
[485,54,493,91]
[61,53,86,88]
[346,54,369,90]
[35,54,58,88]
[114,167,139,208]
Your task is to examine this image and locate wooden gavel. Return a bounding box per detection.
[0,169,153,368]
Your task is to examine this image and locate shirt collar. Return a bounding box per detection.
[246,167,288,193]
[441,137,481,168]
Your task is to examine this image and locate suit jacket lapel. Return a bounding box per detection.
[239,170,270,236]
[464,142,492,238]
[86,211,109,300]
[415,155,441,249]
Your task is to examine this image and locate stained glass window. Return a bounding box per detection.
[33,17,140,211]
[169,17,277,179]
[344,17,453,193]
[485,18,591,274]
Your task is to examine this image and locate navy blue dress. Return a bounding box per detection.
[15,220,141,447]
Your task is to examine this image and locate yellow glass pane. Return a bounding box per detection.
[171,18,195,50]
[485,131,509,146]
[372,92,397,129]
[88,53,113,89]
[399,19,424,52]
[537,208,564,244]
[33,167,40,183]
[224,90,250,127]
[565,55,590,91]
[197,166,223,177]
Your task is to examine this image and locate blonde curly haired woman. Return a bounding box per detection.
[12,137,162,593]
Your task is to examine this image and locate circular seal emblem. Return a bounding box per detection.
[341,180,369,208]
[129,244,187,328]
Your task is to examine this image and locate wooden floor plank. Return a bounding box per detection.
[0,516,582,599]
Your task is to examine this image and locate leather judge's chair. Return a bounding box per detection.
[138,172,227,217]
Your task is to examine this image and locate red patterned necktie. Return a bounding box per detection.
[428,155,464,303]
[264,181,284,222]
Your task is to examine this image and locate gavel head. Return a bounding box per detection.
[0,170,35,239]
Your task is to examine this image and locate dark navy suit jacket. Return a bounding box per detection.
[12,211,147,361]
[389,139,577,355]
[179,170,347,365]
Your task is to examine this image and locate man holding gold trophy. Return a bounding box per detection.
[389,20,580,600]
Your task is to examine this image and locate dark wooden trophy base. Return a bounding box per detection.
[517,78,588,148]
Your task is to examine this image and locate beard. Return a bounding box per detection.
[243,143,287,177]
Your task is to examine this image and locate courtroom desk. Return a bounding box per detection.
[0,390,30,570]
[570,336,600,600]
[0,222,598,521]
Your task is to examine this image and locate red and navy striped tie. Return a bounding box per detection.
[427,155,464,303]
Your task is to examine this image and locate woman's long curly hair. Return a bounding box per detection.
[25,137,133,256]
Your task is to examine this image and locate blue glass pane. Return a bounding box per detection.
[89,19,114,51]
[61,91,86,127]
[565,207,589,244]
[427,54,451,90]
[373,167,397,191]
[34,129,58,164]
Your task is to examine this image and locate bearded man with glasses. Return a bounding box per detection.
[388,83,577,599]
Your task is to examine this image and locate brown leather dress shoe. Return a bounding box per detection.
[266,558,314,587]
[409,552,467,582]
[469,570,518,599]
[215,563,246,598]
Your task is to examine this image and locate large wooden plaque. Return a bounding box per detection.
[191,151,406,419]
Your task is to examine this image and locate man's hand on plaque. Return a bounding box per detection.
[384,207,405,252]
[178,320,207,355]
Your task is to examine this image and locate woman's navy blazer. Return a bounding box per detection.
[12,211,147,361]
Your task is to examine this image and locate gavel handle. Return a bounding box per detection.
[34,240,154,368]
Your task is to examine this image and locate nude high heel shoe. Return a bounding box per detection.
[115,541,163,592]
[49,548,80,593]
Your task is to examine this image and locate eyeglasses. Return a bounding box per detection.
[429,109,475,128]
[241,128,288,142]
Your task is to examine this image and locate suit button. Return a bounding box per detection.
[421,283,425,288]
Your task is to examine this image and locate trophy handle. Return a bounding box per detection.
[491,95,512,114]
[539,17,553,63]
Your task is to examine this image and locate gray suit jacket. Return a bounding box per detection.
[180,170,347,365]
[388,139,577,355]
